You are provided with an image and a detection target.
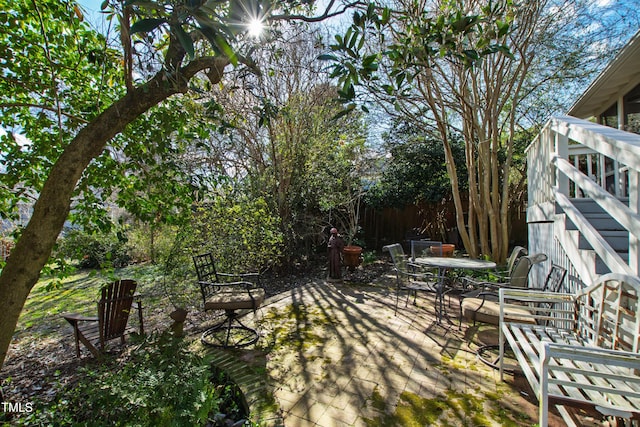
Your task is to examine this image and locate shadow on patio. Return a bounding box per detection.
[200,276,568,427]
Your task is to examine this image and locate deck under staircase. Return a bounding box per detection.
[527,115,640,290]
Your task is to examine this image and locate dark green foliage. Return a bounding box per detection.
[366,122,467,208]
[162,190,284,310]
[16,332,221,426]
[324,2,513,108]
[56,228,131,269]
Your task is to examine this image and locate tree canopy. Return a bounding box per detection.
[325,0,640,261]
[367,120,467,208]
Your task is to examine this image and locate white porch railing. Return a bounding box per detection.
[526,115,640,287]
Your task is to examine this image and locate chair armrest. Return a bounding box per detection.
[62,313,99,324]
[198,280,260,299]
[217,272,261,285]
[499,289,575,326]
[499,288,574,303]
[397,268,437,281]
[462,289,500,301]
[460,276,510,292]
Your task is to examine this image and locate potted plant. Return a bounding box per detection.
[336,179,365,272]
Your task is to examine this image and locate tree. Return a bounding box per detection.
[325,0,518,260]
[0,0,519,374]
[0,0,354,371]
[195,25,369,258]
[326,0,640,261]
[367,120,467,207]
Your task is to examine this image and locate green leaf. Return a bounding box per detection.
[174,25,194,59]
[130,18,166,35]
[214,36,238,66]
[353,11,362,26]
[317,54,338,61]
[348,30,359,49]
[367,2,375,19]
[497,20,510,37]
[381,8,391,25]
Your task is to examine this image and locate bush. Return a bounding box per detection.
[126,222,177,264]
[18,332,221,426]
[162,192,284,311]
[56,228,131,269]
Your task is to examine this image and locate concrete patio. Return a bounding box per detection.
[202,275,572,426]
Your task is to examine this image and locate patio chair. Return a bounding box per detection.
[460,245,528,292]
[461,263,566,371]
[63,279,144,358]
[410,240,442,261]
[501,246,528,278]
[193,253,265,348]
[460,260,564,327]
[383,243,441,315]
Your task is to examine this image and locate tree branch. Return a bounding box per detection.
[270,0,364,22]
[0,103,90,124]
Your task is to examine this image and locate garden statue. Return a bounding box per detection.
[327,227,344,281]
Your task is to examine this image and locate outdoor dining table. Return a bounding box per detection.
[413,257,497,323]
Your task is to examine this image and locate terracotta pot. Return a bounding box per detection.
[343,245,363,271]
[432,244,456,257]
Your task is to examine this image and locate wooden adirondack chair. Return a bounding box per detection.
[63,279,144,357]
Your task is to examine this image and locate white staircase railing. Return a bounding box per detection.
[526,115,640,287]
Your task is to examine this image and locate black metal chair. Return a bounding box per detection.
[193,253,265,348]
[383,243,441,315]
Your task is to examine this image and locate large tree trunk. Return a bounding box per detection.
[0,57,229,371]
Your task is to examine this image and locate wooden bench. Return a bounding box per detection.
[499,273,640,427]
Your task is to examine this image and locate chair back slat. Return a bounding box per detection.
[410,240,442,260]
[541,264,567,292]
[99,279,137,341]
[193,253,219,282]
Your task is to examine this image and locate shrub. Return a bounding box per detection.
[126,222,177,264]
[56,228,131,269]
[162,192,284,311]
[17,332,221,426]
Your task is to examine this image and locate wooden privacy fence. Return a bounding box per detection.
[361,201,460,250]
[361,200,527,251]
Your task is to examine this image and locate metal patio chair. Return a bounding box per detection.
[383,243,442,315]
[193,253,265,348]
